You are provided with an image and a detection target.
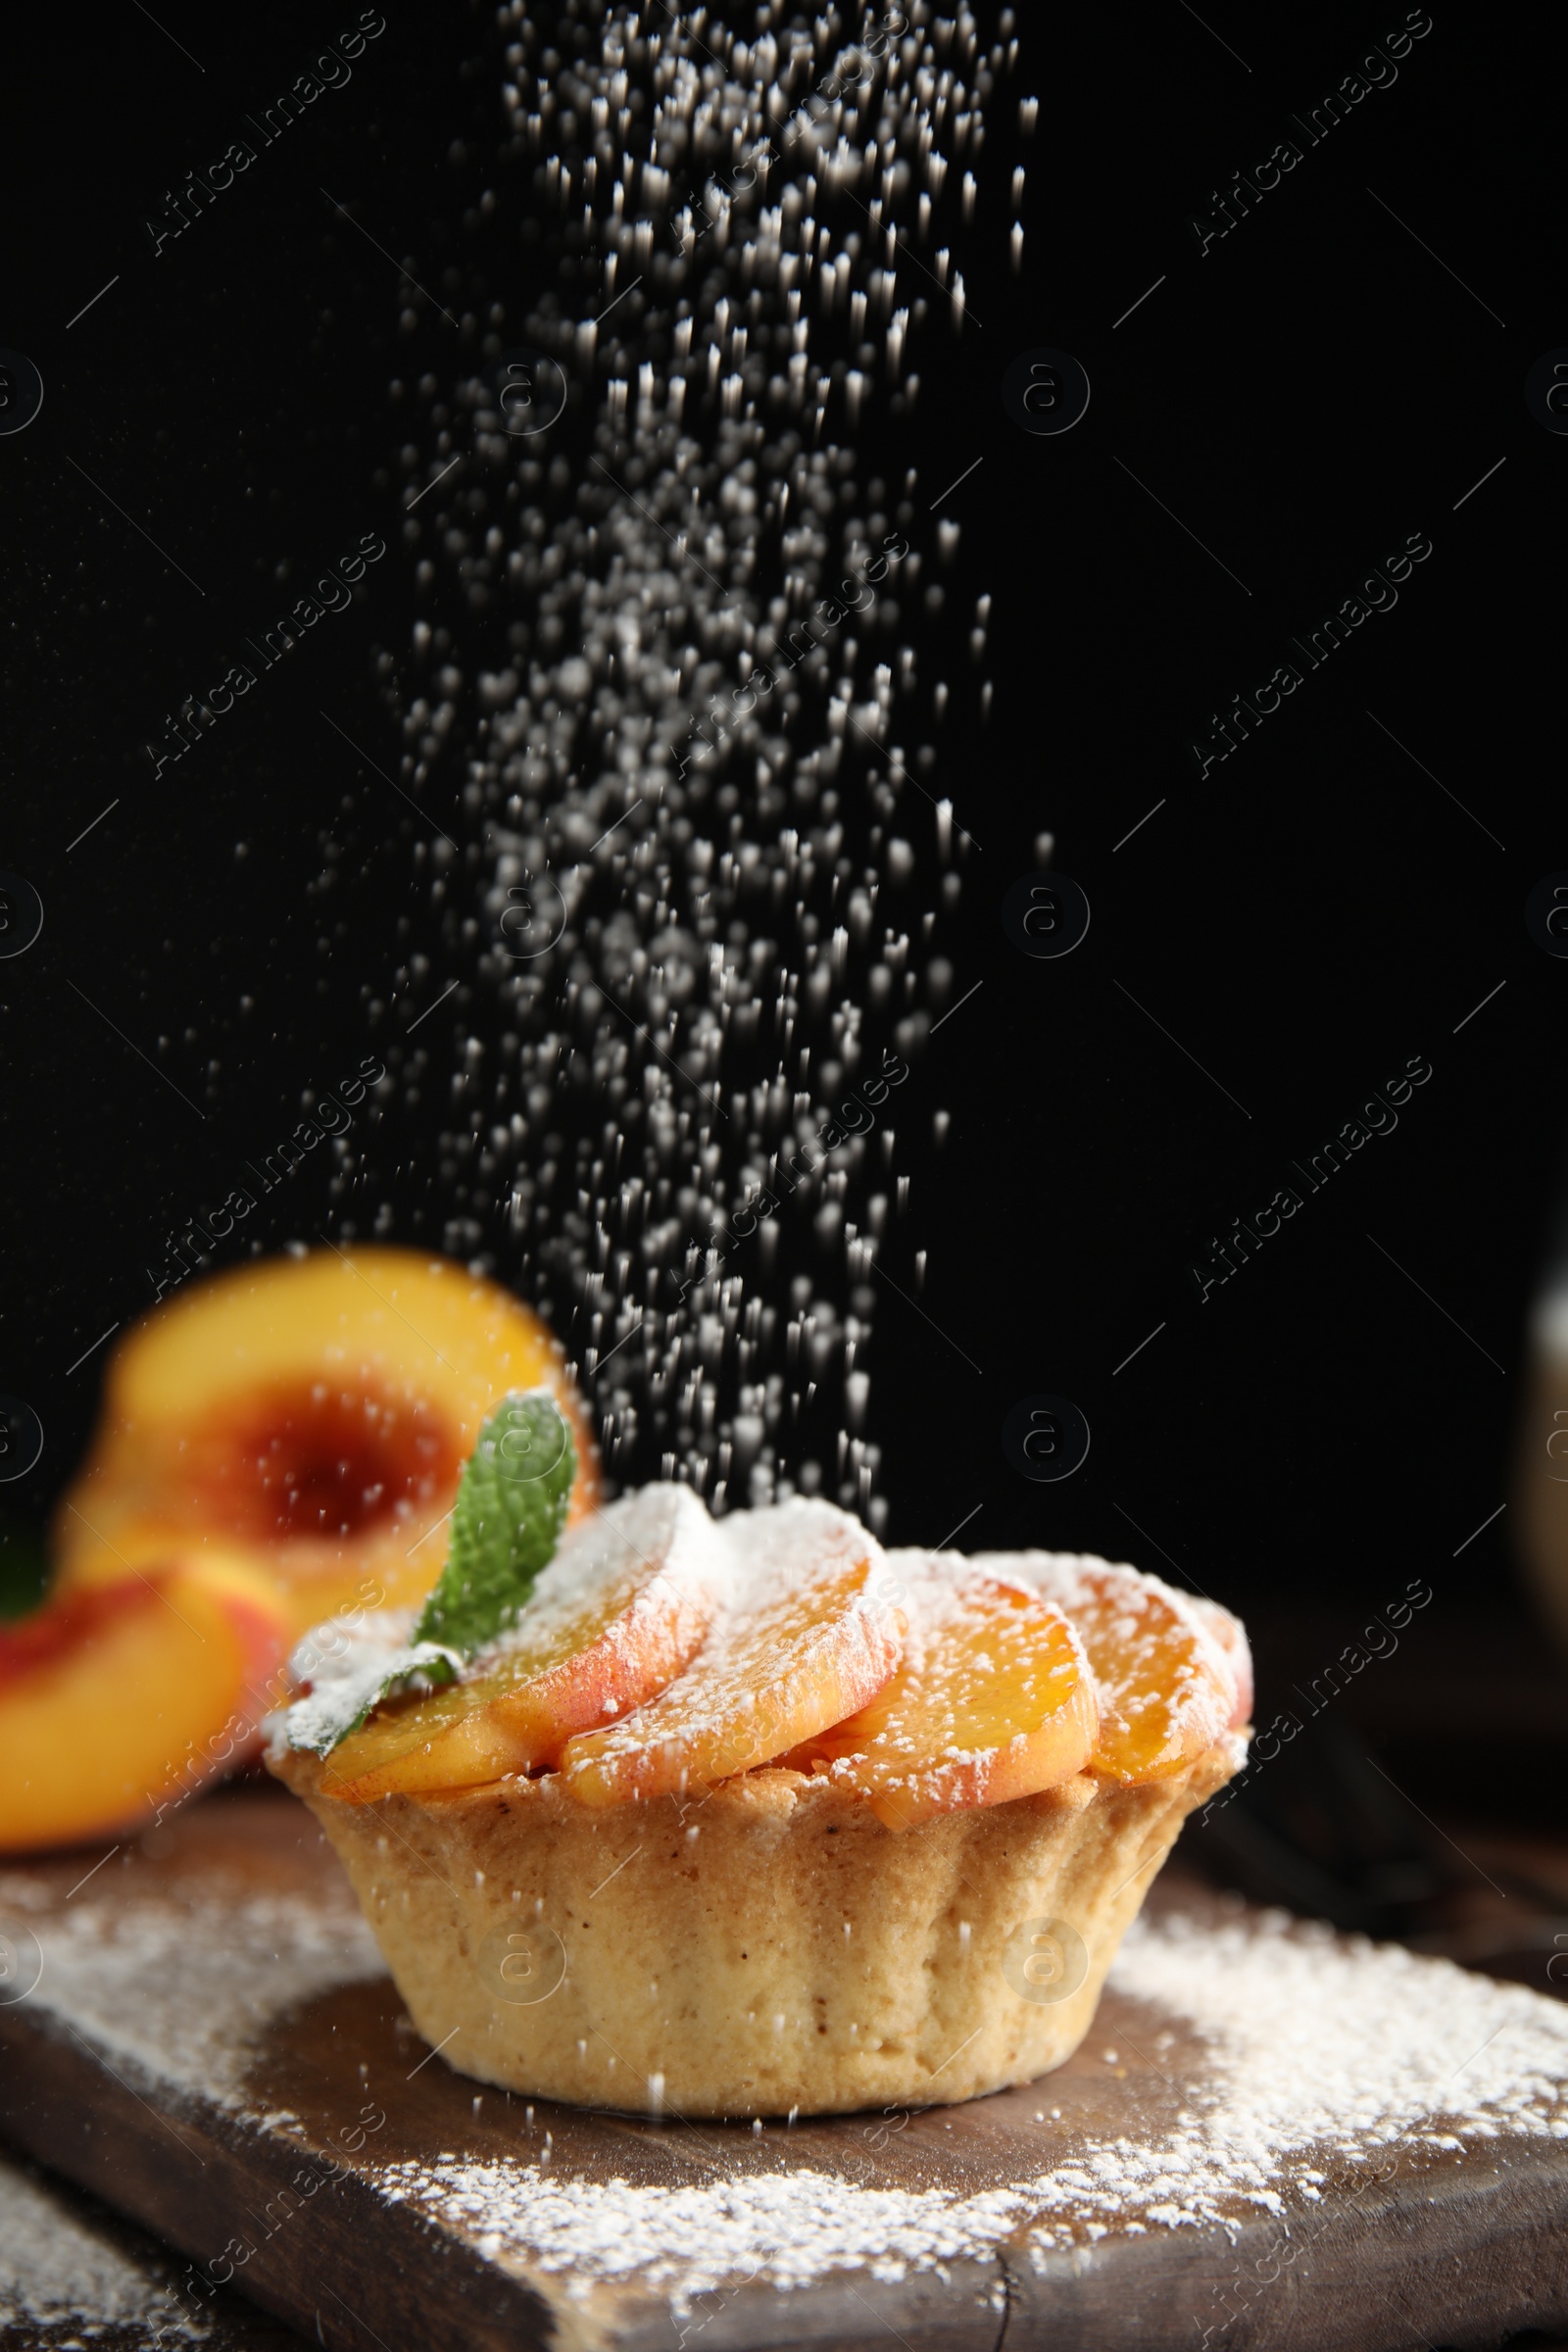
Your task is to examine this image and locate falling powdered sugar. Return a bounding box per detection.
[313,0,1027,1534]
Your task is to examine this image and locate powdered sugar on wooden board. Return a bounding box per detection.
[0,1865,382,2105]
[8,1805,1568,2322]
[0,2154,209,2341]
[369,1906,1568,2303]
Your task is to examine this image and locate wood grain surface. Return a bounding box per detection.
[2,1785,1567,2352]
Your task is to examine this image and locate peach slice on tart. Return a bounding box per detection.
[52,1247,598,1636]
[782,1554,1099,1829]
[0,1554,291,1853]
[560,1498,904,1807]
[1188,1592,1253,1729]
[987,1552,1239,1784]
[315,1486,722,1801]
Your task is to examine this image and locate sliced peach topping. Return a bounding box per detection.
[0,1558,290,1852]
[1189,1593,1253,1729]
[784,1559,1098,1830]
[318,1488,721,1801]
[984,1554,1235,1784]
[561,1500,902,1807]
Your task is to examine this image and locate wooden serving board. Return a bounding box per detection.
[3,1786,1568,2352]
[0,2143,310,2350]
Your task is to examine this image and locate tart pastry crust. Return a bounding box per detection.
[275,1732,1246,2118]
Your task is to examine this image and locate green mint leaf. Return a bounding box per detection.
[413,1389,575,1655]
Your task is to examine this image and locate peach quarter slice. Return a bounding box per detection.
[1188,1593,1253,1729]
[0,1559,290,1853]
[786,1559,1099,1830]
[561,1498,903,1807]
[982,1553,1234,1785]
[318,1487,723,1801]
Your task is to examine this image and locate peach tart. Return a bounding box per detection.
[270,1408,1249,2118]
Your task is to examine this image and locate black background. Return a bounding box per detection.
[1,0,1559,1649]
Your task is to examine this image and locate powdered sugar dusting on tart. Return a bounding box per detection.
[1185,1592,1253,1726]
[267,1608,457,1759]
[269,1483,724,1758]
[712,1496,887,1630]
[562,1497,891,1780]
[983,1550,1241,1766]
[799,1548,1095,1798]
[473,1482,723,1667]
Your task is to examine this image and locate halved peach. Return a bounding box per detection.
[986,1555,1234,1785]
[784,1563,1099,1829]
[318,1487,721,1800]
[562,1500,902,1807]
[52,1249,598,1636]
[0,1558,291,1852]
